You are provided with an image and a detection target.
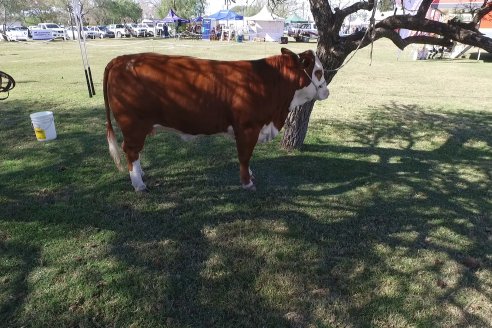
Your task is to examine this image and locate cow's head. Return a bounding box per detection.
[281,48,329,110]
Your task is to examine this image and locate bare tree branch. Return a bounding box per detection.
[403,35,454,46]
[337,0,374,20]
[359,28,453,49]
[375,15,492,52]
[416,0,433,18]
[473,0,492,25]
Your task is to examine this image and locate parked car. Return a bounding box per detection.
[137,22,155,36]
[125,23,144,37]
[65,26,79,39]
[35,23,67,40]
[286,23,301,37]
[88,26,115,39]
[84,26,98,39]
[107,24,131,38]
[65,26,97,39]
[96,25,116,39]
[5,26,29,41]
[155,22,164,36]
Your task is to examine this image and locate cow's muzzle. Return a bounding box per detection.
[304,69,329,101]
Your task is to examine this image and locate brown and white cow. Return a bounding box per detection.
[104,48,329,192]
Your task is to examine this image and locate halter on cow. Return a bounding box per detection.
[104,48,329,192]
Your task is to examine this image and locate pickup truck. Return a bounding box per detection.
[107,24,131,38]
[34,23,67,40]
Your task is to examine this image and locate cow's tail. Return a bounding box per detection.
[104,61,125,172]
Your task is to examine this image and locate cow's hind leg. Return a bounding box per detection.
[122,134,148,192]
[235,128,260,191]
[249,167,255,181]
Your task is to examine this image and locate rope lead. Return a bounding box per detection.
[325,0,379,73]
[0,71,16,100]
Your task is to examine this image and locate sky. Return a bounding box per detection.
[205,0,248,15]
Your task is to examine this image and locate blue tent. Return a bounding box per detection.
[206,9,243,21]
[162,9,189,23]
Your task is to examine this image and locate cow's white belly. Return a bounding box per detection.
[153,125,235,141]
[258,122,279,143]
[154,122,279,144]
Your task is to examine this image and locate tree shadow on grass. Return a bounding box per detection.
[0,239,40,326]
[1,99,491,327]
[301,102,491,325]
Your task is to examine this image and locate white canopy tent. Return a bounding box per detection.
[246,6,285,41]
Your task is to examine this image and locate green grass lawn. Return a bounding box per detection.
[1,37,491,327]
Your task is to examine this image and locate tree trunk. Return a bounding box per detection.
[280,100,316,151]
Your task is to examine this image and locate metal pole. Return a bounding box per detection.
[477,20,482,61]
[74,13,92,97]
[72,0,95,97]
[79,15,96,95]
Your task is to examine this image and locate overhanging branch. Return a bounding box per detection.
[364,28,453,49]
[375,15,492,52]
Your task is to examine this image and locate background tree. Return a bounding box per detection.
[0,0,29,29]
[3,0,97,26]
[91,0,113,23]
[23,0,61,24]
[57,0,97,27]
[94,0,142,23]
[378,0,394,12]
[266,0,492,150]
[113,0,142,22]
[137,0,162,19]
[157,0,205,18]
[230,3,263,17]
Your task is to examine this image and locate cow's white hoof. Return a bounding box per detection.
[242,181,256,191]
[134,185,148,192]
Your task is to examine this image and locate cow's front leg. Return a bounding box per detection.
[129,158,147,192]
[123,136,148,192]
[235,127,260,191]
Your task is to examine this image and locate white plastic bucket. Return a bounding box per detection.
[30,111,57,141]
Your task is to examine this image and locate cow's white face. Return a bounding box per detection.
[312,55,329,100]
[289,52,329,110]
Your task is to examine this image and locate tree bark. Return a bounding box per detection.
[280,100,316,151]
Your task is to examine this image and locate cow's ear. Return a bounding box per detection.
[299,53,313,69]
[281,48,295,56]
